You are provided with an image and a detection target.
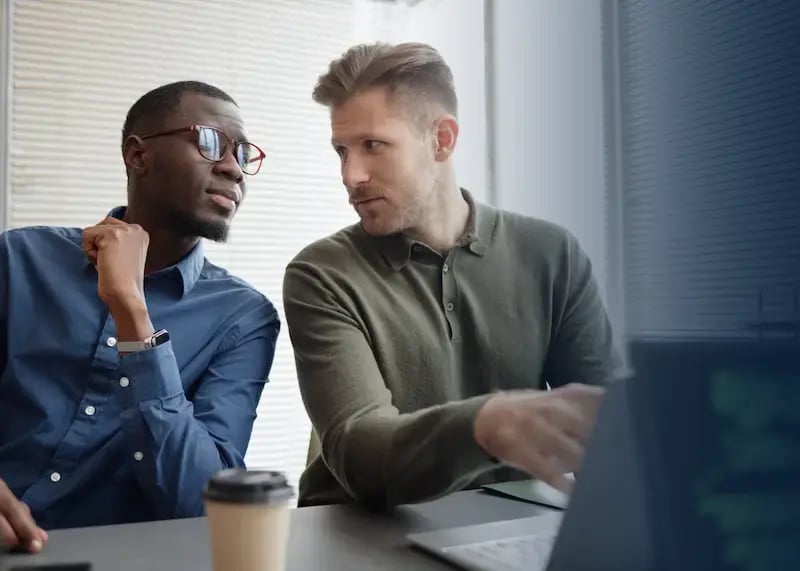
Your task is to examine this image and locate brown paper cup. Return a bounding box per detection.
[204,469,294,571]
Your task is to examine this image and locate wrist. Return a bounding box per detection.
[473,393,503,453]
[108,296,154,342]
[105,289,146,313]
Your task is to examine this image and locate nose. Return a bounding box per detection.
[213,146,244,184]
[341,154,370,190]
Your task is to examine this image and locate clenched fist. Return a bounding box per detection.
[82,217,149,312]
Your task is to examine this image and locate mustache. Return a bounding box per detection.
[348,186,386,205]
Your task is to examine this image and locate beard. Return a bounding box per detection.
[350,183,428,236]
[162,208,230,243]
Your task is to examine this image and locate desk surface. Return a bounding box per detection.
[1,490,555,570]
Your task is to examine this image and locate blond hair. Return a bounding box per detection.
[313,42,458,120]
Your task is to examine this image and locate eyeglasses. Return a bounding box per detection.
[139,124,266,175]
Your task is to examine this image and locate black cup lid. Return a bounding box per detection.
[203,468,294,504]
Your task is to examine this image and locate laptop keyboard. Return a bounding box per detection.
[443,533,556,571]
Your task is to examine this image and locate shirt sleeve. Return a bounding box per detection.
[541,230,622,386]
[284,262,497,509]
[117,298,280,518]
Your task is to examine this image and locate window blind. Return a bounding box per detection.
[617,1,800,340]
[8,0,368,495]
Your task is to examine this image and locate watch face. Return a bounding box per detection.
[152,329,169,346]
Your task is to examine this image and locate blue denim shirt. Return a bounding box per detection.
[0,208,279,529]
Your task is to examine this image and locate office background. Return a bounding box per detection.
[0,0,614,495]
[4,2,799,567]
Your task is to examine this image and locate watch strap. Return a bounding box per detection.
[117,329,169,352]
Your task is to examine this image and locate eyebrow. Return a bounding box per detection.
[204,120,247,142]
[227,129,248,142]
[331,134,379,147]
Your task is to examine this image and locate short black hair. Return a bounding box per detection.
[121,80,237,147]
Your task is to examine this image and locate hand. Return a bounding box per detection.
[82,217,149,311]
[0,478,47,553]
[474,383,605,492]
[83,218,154,343]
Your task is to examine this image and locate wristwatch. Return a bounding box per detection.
[117,329,170,353]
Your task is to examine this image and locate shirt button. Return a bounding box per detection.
[106,336,117,347]
[84,405,96,416]
[119,377,130,388]
[50,472,61,483]
[134,451,144,462]
[446,302,455,312]
[443,263,449,273]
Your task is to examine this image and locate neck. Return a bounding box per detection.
[123,204,200,274]
[405,174,470,255]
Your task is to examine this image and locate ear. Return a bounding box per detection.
[433,115,459,162]
[122,135,148,175]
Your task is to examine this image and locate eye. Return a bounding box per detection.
[334,146,347,160]
[364,140,384,152]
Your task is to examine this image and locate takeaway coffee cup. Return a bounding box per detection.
[204,468,294,571]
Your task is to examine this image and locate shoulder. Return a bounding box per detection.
[480,204,594,291]
[195,259,280,349]
[282,223,380,310]
[492,206,576,251]
[287,223,368,272]
[1,225,82,249]
[200,258,277,314]
[0,226,84,267]
[487,205,584,268]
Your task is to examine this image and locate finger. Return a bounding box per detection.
[0,513,19,549]
[81,226,103,253]
[4,500,41,552]
[87,216,123,227]
[97,216,127,226]
[550,387,605,441]
[546,469,574,494]
[561,383,606,414]
[83,219,126,237]
[512,445,574,494]
[537,453,574,494]
[81,235,98,255]
[28,535,43,553]
[82,225,117,253]
[539,397,595,444]
[537,422,585,473]
[81,239,99,264]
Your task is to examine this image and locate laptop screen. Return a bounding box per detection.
[627,339,800,571]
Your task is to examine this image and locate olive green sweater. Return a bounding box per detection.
[284,191,618,508]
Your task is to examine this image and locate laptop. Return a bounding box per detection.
[622,338,800,571]
[408,374,653,571]
[409,338,800,571]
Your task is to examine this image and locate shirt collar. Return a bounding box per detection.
[90,207,205,297]
[376,189,498,271]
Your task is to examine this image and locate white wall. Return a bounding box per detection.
[492,0,608,299]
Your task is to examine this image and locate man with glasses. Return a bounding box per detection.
[0,81,278,551]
